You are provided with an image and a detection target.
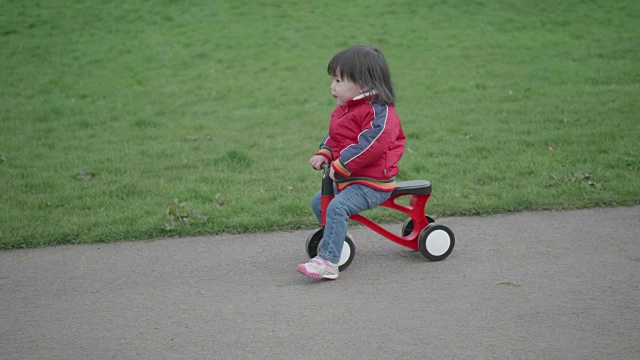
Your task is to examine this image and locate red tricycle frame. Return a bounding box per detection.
[307,165,454,271]
[321,177,431,251]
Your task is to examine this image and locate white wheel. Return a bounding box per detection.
[317,234,355,271]
[418,224,455,261]
[401,215,436,237]
[305,228,324,258]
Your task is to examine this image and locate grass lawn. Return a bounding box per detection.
[1,0,638,248]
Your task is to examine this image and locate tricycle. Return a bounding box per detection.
[305,165,455,271]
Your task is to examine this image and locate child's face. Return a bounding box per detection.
[330,75,364,106]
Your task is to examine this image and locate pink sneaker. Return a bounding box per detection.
[297,257,339,280]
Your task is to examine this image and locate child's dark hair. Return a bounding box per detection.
[327,45,396,105]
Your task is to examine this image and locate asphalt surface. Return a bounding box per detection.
[1,206,639,359]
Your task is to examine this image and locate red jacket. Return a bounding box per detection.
[315,93,405,191]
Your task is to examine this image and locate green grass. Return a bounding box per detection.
[1,0,638,248]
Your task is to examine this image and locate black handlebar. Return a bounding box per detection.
[321,164,335,196]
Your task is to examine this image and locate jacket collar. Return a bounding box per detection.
[344,90,379,109]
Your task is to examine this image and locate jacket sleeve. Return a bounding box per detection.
[314,136,334,162]
[332,103,398,178]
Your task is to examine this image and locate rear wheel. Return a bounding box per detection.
[401,215,436,237]
[418,224,455,261]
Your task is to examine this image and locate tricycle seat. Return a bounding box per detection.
[391,180,432,196]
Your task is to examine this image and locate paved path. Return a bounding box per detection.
[1,206,639,359]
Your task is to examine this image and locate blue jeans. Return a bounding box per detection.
[311,184,391,264]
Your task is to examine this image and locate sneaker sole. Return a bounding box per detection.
[296,264,338,280]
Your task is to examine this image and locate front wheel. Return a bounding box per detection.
[418,224,455,261]
[305,228,324,258]
[305,228,355,271]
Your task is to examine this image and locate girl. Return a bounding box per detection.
[297,45,406,279]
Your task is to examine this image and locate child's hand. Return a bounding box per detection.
[309,155,328,170]
[329,166,336,181]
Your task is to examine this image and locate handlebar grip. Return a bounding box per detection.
[321,164,334,196]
